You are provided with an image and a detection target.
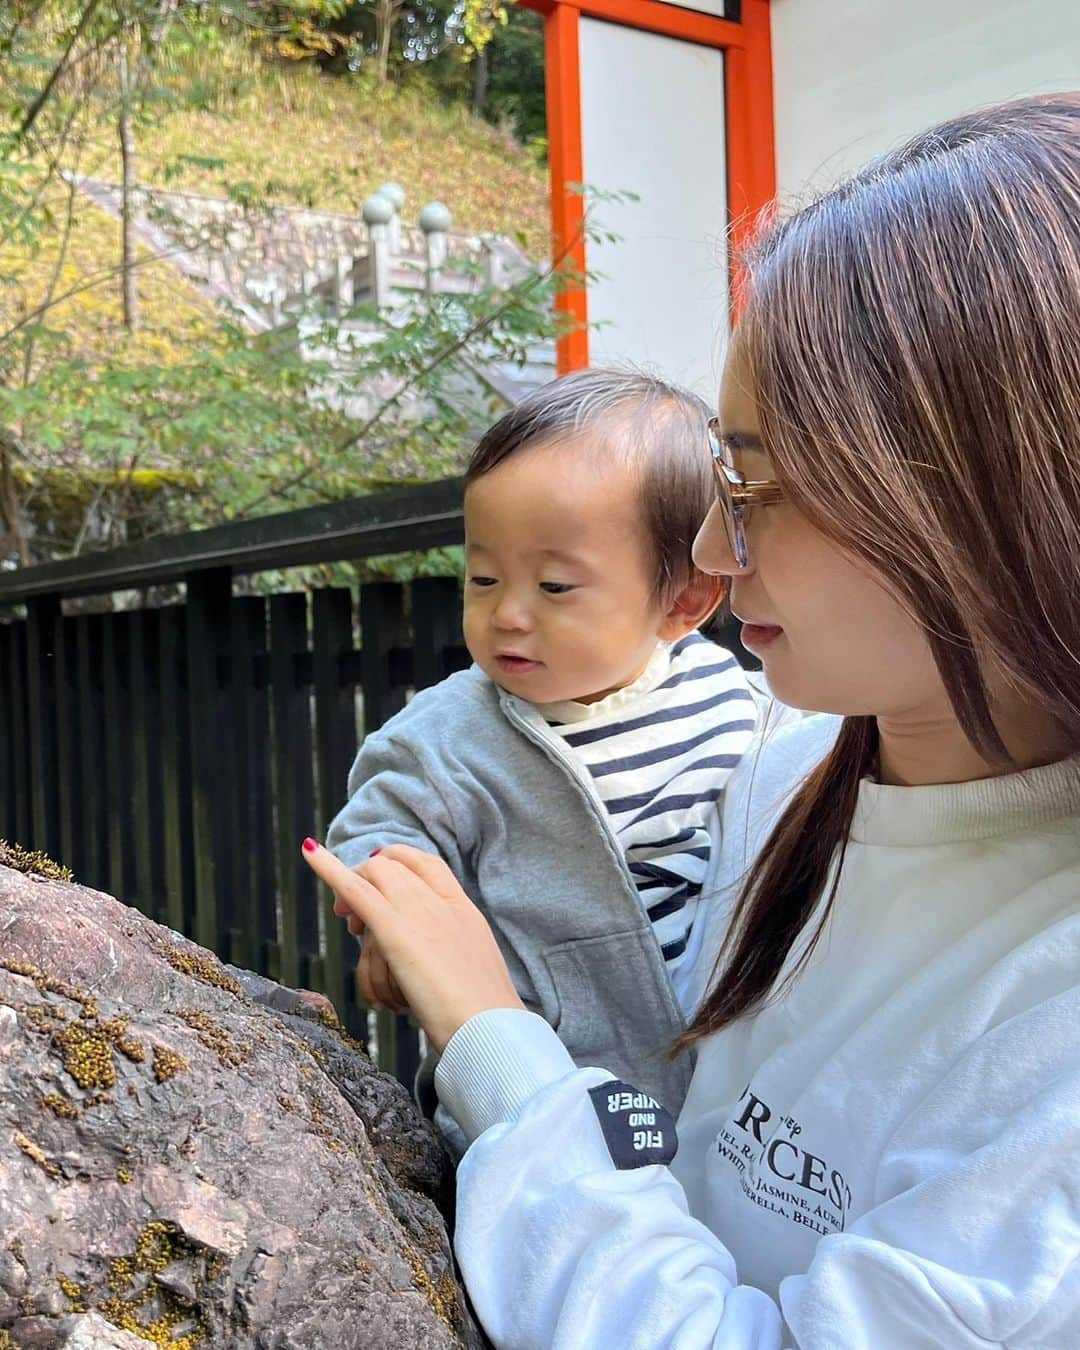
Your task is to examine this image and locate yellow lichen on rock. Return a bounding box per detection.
[152,1046,188,1083]
[55,1020,118,1090]
[39,1092,81,1119]
[14,1130,62,1180]
[58,1274,88,1312]
[178,1010,251,1068]
[159,947,242,998]
[407,1249,464,1332]
[97,1222,207,1348]
[0,840,73,882]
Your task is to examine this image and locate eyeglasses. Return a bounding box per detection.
[707,417,785,569]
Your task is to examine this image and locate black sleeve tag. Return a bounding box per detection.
[587,1080,678,1169]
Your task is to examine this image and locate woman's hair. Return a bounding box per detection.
[465,368,717,605]
[678,92,1080,1049]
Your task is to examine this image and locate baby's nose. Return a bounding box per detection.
[492,594,533,631]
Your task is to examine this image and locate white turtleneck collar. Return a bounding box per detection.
[851,754,1080,847]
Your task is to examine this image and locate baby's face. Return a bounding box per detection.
[463,434,668,705]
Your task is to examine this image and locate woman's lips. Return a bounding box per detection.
[496,654,541,675]
[739,623,784,654]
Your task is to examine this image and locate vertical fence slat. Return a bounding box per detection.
[312,587,361,1034]
[75,615,106,890]
[360,581,408,733]
[0,623,14,843]
[229,596,273,972]
[26,595,61,855]
[186,569,232,953]
[359,580,414,1078]
[103,612,135,901]
[128,609,161,921]
[248,605,276,975]
[10,621,30,850]
[270,593,319,991]
[411,576,466,691]
[158,606,191,934]
[53,614,80,876]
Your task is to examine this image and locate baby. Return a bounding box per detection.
[327,368,757,1148]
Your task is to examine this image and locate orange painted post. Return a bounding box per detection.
[567,0,742,46]
[520,0,776,353]
[725,0,776,319]
[543,2,590,371]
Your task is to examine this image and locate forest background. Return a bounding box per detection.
[0,0,565,580]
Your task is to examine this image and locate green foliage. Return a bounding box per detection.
[0,1,564,580]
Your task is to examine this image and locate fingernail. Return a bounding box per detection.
[370,848,382,857]
[302,837,319,854]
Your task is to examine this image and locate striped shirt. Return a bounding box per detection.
[538,633,756,1005]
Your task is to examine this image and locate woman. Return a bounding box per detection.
[304,93,1080,1346]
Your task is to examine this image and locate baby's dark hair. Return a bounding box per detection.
[465,368,717,605]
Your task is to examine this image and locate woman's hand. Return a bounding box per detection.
[301,840,524,1052]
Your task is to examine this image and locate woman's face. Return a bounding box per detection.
[693,342,948,720]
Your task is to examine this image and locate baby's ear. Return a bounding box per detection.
[657,572,728,640]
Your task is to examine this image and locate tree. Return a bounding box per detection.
[0,2,580,567]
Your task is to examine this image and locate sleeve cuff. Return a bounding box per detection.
[434,1008,579,1145]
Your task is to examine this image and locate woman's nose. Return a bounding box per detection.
[693,502,752,577]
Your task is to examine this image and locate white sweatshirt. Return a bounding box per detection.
[435,709,1080,1348]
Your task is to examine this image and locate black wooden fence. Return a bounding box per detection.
[0,475,754,1088]
[0,479,468,1086]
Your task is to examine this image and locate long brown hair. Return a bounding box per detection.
[679,93,1080,1048]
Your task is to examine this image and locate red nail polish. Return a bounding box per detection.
[370,848,382,857]
[302,837,318,853]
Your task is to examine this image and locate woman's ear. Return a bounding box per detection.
[658,572,728,640]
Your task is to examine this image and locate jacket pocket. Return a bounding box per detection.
[542,928,690,1112]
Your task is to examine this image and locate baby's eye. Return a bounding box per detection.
[468,576,497,587]
[539,582,576,595]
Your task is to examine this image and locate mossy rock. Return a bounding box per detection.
[0,864,487,1349]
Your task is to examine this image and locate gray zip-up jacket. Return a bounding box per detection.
[327,662,741,1119]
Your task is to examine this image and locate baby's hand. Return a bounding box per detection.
[357,929,409,1015]
[336,860,409,1014]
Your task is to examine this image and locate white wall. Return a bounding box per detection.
[772,0,1080,199]
[578,19,728,397]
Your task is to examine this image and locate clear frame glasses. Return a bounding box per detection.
[707,417,785,569]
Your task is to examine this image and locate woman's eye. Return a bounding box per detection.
[539,582,575,595]
[468,576,497,588]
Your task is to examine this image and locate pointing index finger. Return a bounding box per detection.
[300,839,390,927]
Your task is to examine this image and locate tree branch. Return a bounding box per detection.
[15,0,105,146]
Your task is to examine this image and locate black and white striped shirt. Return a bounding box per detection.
[539,633,756,1006]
